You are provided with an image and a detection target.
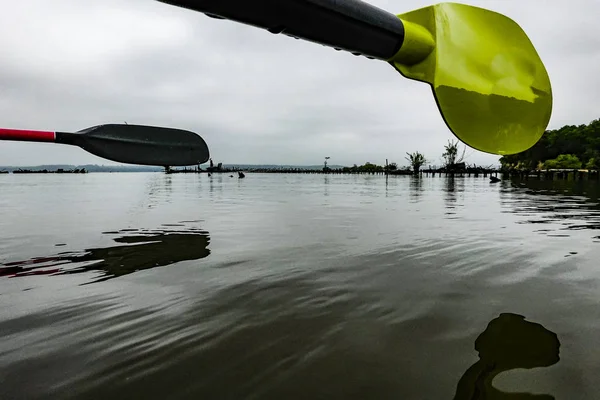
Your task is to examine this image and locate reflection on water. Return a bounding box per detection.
[499,179,600,239]
[409,175,423,202]
[454,313,560,399]
[148,175,173,207]
[444,175,456,204]
[0,224,210,283]
[2,174,600,399]
[0,269,564,400]
[209,173,224,197]
[443,175,465,218]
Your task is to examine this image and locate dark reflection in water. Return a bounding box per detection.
[409,175,423,202]
[443,175,465,217]
[445,175,456,204]
[499,179,600,238]
[208,173,224,196]
[0,266,562,400]
[454,313,560,399]
[147,175,173,208]
[0,225,210,283]
[1,175,595,399]
[508,179,600,201]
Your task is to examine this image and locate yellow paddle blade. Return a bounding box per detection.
[389,3,552,155]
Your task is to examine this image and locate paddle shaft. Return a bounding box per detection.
[158,0,406,60]
[0,128,55,143]
[0,128,81,146]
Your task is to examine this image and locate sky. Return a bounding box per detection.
[0,0,598,168]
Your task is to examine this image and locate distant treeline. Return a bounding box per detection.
[0,164,346,173]
[339,162,405,173]
[13,168,87,174]
[0,164,164,173]
[221,164,345,171]
[500,118,600,170]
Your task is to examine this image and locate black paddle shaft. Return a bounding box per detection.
[158,0,406,60]
[55,124,210,167]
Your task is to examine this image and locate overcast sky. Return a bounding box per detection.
[0,0,598,167]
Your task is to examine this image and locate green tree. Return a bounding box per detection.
[385,162,398,172]
[543,154,582,169]
[442,139,466,167]
[586,158,599,170]
[405,152,427,174]
[342,162,385,173]
[499,118,600,170]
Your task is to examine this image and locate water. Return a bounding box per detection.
[1,172,600,399]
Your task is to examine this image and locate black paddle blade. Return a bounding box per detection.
[56,124,210,166]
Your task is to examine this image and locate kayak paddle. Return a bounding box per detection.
[0,124,210,166]
[157,0,552,155]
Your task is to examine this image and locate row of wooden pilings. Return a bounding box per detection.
[167,167,600,180]
[420,169,600,180]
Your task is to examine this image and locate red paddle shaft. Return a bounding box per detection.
[0,128,56,143]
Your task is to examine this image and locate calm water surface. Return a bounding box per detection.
[1,172,600,399]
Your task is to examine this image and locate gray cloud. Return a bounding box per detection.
[0,0,598,167]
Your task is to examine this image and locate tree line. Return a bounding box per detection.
[499,118,600,170]
[337,116,600,175]
[341,139,469,174]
